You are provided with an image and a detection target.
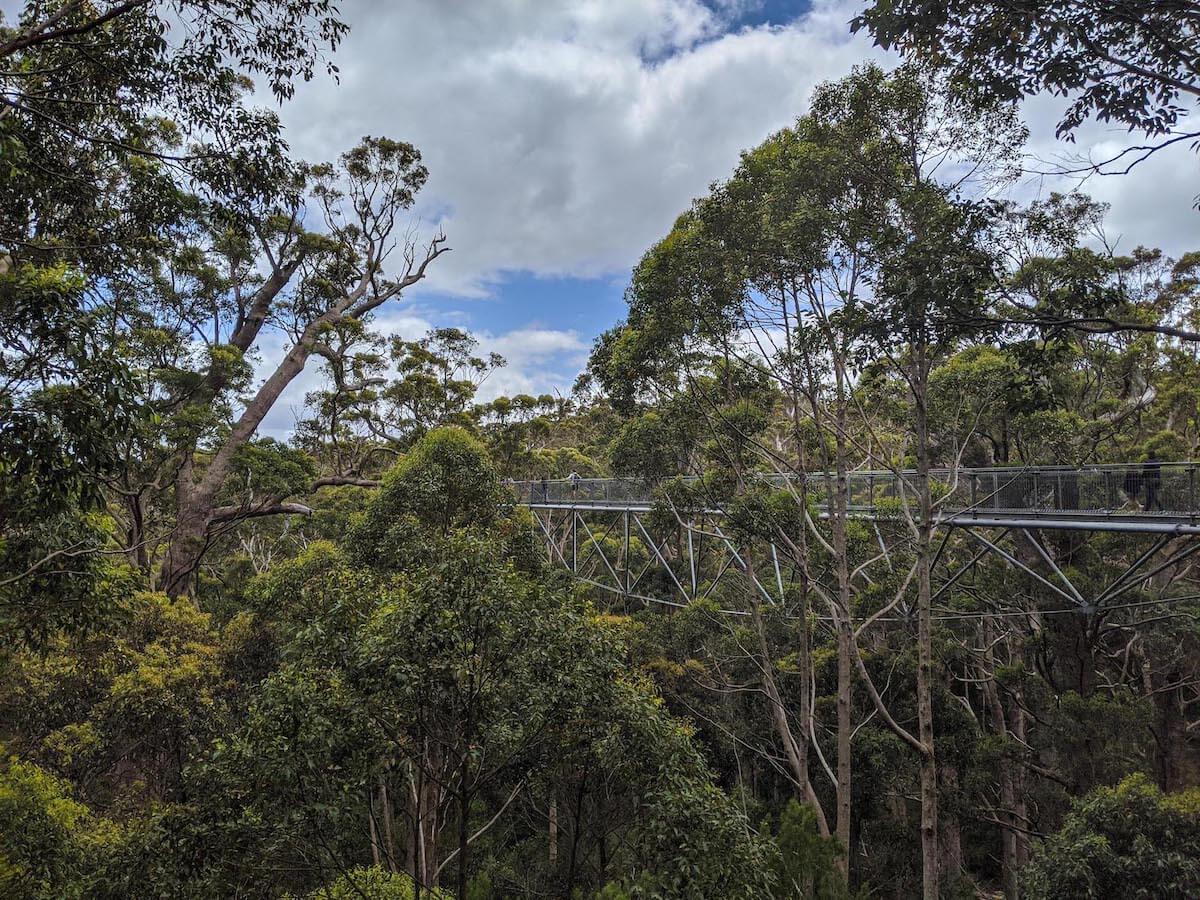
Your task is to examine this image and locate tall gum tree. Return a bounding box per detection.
[594,63,1025,898]
[155,137,448,596]
[831,66,1021,897]
[0,0,354,634]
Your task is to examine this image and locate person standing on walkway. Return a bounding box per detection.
[1144,457,1163,511]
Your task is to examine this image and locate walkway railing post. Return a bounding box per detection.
[1190,464,1197,525]
[687,523,696,600]
[623,511,630,595]
[970,472,978,518]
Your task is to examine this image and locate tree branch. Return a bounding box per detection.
[312,475,382,489]
[209,501,313,524]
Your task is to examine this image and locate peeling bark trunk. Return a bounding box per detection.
[982,622,1021,900]
[565,760,589,894]
[913,347,939,900]
[831,393,854,875]
[751,592,832,837]
[370,787,382,868]
[836,620,853,866]
[380,776,398,871]
[408,752,444,893]
[125,491,149,573]
[457,792,469,899]
[1009,694,1029,870]
[160,335,324,596]
[938,763,963,885]
[158,242,444,597]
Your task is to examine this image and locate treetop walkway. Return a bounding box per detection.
[509,463,1200,617]
[510,462,1200,535]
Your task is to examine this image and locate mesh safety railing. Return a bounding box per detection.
[509,462,1200,520]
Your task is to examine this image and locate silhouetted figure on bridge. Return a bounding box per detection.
[1144,458,1163,512]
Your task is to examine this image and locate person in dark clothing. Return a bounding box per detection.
[1144,459,1163,511]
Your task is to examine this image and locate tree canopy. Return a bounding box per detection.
[3,5,1200,899]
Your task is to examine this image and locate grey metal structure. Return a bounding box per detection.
[509,463,1200,617]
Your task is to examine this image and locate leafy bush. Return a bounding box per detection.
[301,866,447,899]
[1023,773,1200,899]
[0,755,103,898]
[770,800,848,899]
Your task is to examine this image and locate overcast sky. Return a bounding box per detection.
[257,0,1199,437]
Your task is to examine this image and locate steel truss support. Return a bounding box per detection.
[529,505,780,612]
[530,503,1199,620]
[949,525,1200,613]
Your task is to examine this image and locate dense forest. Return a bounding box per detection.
[2,2,1199,899]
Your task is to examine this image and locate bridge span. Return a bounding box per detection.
[508,463,1200,617]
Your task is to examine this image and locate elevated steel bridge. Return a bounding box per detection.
[509,463,1200,617]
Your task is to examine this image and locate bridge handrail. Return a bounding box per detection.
[508,461,1200,520]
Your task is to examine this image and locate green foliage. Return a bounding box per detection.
[592,884,632,900]
[347,426,543,584]
[611,412,691,481]
[222,440,318,506]
[5,13,1200,900]
[0,509,136,648]
[1040,690,1155,794]
[726,484,813,547]
[853,0,1200,142]
[634,766,774,898]
[0,591,234,809]
[196,662,382,892]
[1023,774,1200,899]
[350,426,504,554]
[770,801,848,899]
[199,432,772,897]
[294,867,446,899]
[0,265,142,517]
[0,263,146,646]
[0,755,110,899]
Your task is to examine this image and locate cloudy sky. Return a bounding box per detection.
[259,0,1198,436]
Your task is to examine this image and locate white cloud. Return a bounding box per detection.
[1016,93,1199,258]
[484,327,588,362]
[246,0,1199,439]
[473,327,590,402]
[277,0,884,297]
[277,0,1199,295]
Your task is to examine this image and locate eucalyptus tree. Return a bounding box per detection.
[591,63,1025,897]
[851,0,1200,345]
[110,136,446,598]
[852,0,1200,169]
[593,90,883,861]
[0,0,357,631]
[298,327,504,481]
[822,65,1022,898]
[0,0,344,250]
[206,428,772,899]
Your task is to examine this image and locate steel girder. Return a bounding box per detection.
[528,502,1200,621]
